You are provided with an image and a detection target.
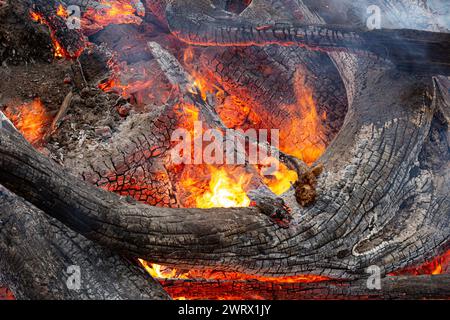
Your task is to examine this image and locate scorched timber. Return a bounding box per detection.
[0,0,449,300]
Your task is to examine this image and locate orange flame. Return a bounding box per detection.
[140,260,189,280]
[30,10,82,59]
[263,163,298,195]
[281,70,327,165]
[195,167,251,208]
[83,0,142,30]
[3,99,51,145]
[56,4,68,18]
[390,250,450,276]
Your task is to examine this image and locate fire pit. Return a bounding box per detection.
[0,0,449,300]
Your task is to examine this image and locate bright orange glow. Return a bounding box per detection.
[184,47,224,101]
[0,287,15,301]
[98,78,118,92]
[390,250,450,276]
[56,4,68,18]
[179,166,252,209]
[196,167,251,208]
[50,34,66,59]
[140,260,190,280]
[280,70,327,165]
[30,11,42,22]
[145,264,330,283]
[83,0,142,31]
[30,10,82,59]
[97,59,172,106]
[4,99,51,145]
[263,163,298,195]
[99,77,155,99]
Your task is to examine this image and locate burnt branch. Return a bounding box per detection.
[166,0,450,75]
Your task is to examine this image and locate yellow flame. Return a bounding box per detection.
[139,259,188,280]
[56,4,68,18]
[196,167,251,208]
[264,164,298,195]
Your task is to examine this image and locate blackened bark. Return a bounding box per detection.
[27,0,85,58]
[166,0,450,75]
[0,185,170,300]
[0,0,448,300]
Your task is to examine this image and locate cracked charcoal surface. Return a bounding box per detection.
[0,0,449,299]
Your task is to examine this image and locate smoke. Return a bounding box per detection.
[362,0,450,31]
[427,0,450,30]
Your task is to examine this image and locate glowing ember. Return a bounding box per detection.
[29,11,42,22]
[51,35,66,59]
[0,287,15,300]
[100,78,155,101]
[143,261,330,283]
[3,99,51,145]
[390,250,450,276]
[140,259,330,300]
[56,4,68,18]
[83,0,143,31]
[98,59,174,106]
[30,10,82,59]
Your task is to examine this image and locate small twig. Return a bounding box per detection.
[77,57,89,87]
[44,91,73,141]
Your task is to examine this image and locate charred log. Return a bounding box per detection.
[162,274,450,300]
[0,0,449,300]
[166,0,450,75]
[0,63,448,280]
[0,185,170,300]
[28,0,85,59]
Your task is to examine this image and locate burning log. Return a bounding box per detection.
[161,274,450,300]
[25,0,86,59]
[0,63,448,279]
[167,0,450,75]
[0,0,449,300]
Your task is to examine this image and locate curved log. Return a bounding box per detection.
[0,185,169,300]
[0,62,447,279]
[166,0,450,75]
[0,0,448,300]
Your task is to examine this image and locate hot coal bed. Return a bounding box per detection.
[0,0,449,300]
